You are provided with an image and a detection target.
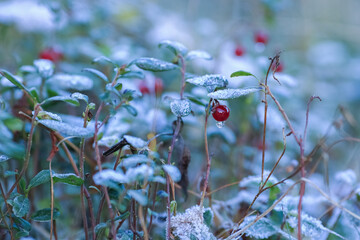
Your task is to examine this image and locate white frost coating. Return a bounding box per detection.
[93,169,127,185]
[38,119,94,138]
[133,57,178,72]
[122,155,152,168]
[185,50,212,61]
[98,136,120,147]
[125,165,154,182]
[239,171,280,188]
[124,135,147,149]
[163,165,181,182]
[37,111,62,122]
[170,99,191,117]
[70,92,88,103]
[159,40,188,56]
[47,73,93,91]
[207,87,261,100]
[170,205,216,240]
[151,176,166,184]
[128,190,148,206]
[34,59,54,79]
[0,155,10,162]
[335,169,357,186]
[186,74,228,92]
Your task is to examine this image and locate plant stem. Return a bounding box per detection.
[6,104,40,198]
[49,160,54,240]
[0,182,13,239]
[199,99,212,209]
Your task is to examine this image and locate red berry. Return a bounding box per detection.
[212,105,230,122]
[154,78,163,96]
[234,45,245,56]
[254,31,268,45]
[272,62,284,72]
[138,81,150,95]
[39,48,63,62]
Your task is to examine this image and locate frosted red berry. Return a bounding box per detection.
[154,78,163,96]
[212,105,230,122]
[39,48,63,62]
[254,31,268,45]
[234,45,245,56]
[138,81,150,95]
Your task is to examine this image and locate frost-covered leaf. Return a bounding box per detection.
[123,104,138,117]
[239,171,280,189]
[47,73,93,91]
[41,95,80,106]
[207,87,261,100]
[93,169,127,188]
[31,208,60,222]
[118,71,145,79]
[170,99,191,117]
[82,68,109,82]
[0,155,10,162]
[12,196,30,217]
[37,111,62,122]
[124,135,147,149]
[163,165,181,182]
[335,169,357,186]
[159,40,188,56]
[151,176,166,184]
[27,170,51,190]
[38,119,94,138]
[186,74,228,92]
[33,59,54,78]
[126,165,154,182]
[19,65,36,74]
[12,215,31,233]
[70,92,88,103]
[0,70,36,102]
[53,173,83,186]
[98,136,120,147]
[239,216,280,239]
[128,190,148,206]
[92,56,118,67]
[185,50,212,61]
[230,70,256,78]
[130,58,179,72]
[29,87,40,102]
[121,155,152,169]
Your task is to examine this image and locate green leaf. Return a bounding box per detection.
[71,92,89,103]
[118,71,145,79]
[159,40,188,56]
[187,96,206,107]
[170,99,191,117]
[230,70,256,78]
[3,118,23,131]
[38,119,94,138]
[203,209,213,227]
[207,87,261,100]
[123,104,137,117]
[41,95,80,106]
[12,215,31,232]
[12,195,30,217]
[170,200,177,214]
[186,74,228,92]
[130,58,179,72]
[92,56,118,67]
[31,208,60,222]
[53,173,84,186]
[82,67,109,82]
[0,69,36,102]
[27,170,51,191]
[29,87,40,102]
[185,50,212,61]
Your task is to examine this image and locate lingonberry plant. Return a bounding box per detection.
[0,37,359,240]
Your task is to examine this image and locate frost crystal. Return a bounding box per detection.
[37,111,62,122]
[207,87,261,100]
[159,40,188,56]
[170,205,216,240]
[132,57,178,72]
[163,165,181,182]
[34,59,54,79]
[38,119,94,138]
[47,73,93,91]
[239,216,279,239]
[170,99,191,117]
[186,74,228,92]
[124,135,147,149]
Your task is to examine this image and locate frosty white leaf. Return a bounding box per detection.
[163,165,181,182]
[70,92,88,103]
[124,135,147,149]
[151,176,166,184]
[207,87,261,100]
[126,165,154,182]
[170,99,191,117]
[38,119,94,138]
[0,155,10,162]
[41,95,79,106]
[159,40,188,56]
[122,155,152,169]
[131,57,179,72]
[186,74,228,92]
[185,50,212,61]
[128,190,148,206]
[98,136,120,147]
[240,216,279,239]
[47,73,93,91]
[37,111,62,122]
[93,169,127,186]
[34,59,54,78]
